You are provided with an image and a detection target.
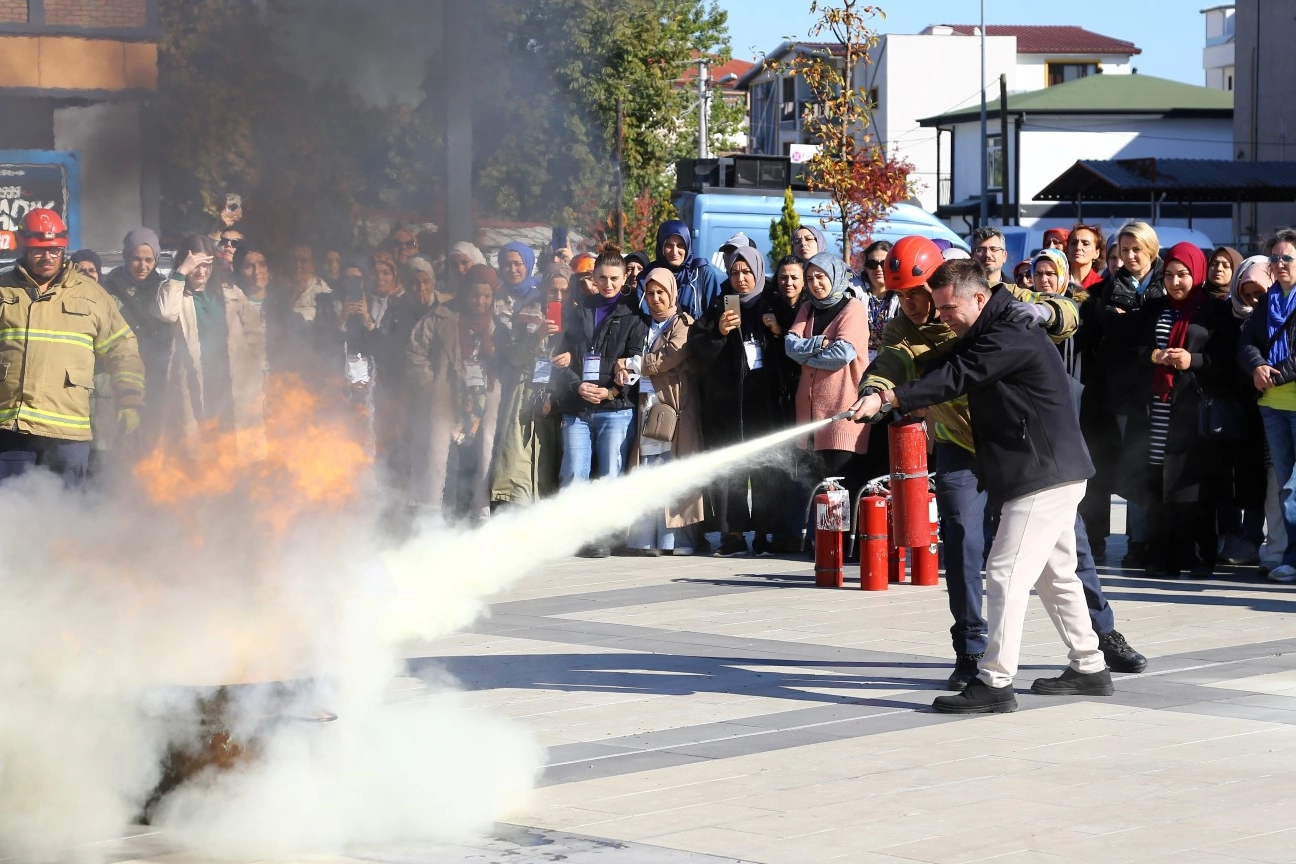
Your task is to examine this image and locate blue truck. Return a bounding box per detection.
[671,187,968,267]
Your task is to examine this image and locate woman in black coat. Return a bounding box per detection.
[1110,243,1234,578]
[688,246,795,557]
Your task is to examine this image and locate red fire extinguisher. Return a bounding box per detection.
[911,491,940,586]
[808,478,849,588]
[857,490,889,591]
[888,419,930,548]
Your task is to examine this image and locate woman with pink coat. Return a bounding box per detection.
[784,251,871,515]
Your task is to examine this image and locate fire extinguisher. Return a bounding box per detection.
[888,419,930,548]
[804,477,849,588]
[855,485,889,591]
[911,491,940,586]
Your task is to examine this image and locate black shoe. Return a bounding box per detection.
[1144,565,1175,579]
[1121,541,1147,569]
[715,533,749,557]
[947,653,984,691]
[577,542,610,559]
[932,678,1017,714]
[1031,666,1115,696]
[1189,563,1214,580]
[752,535,774,558]
[1097,630,1147,673]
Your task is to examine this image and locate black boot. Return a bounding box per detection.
[1031,666,1114,696]
[932,678,1018,714]
[1121,541,1147,569]
[947,652,984,691]
[1097,630,1147,673]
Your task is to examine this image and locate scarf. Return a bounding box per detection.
[1208,246,1243,298]
[806,251,849,310]
[497,241,541,303]
[1030,248,1070,292]
[729,246,765,306]
[1153,243,1207,402]
[1267,283,1296,367]
[1231,255,1274,320]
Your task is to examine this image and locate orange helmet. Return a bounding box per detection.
[19,208,69,249]
[571,253,596,274]
[884,235,943,292]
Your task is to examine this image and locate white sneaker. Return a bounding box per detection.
[1268,564,1296,583]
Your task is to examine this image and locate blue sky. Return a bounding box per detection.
[716,0,1207,86]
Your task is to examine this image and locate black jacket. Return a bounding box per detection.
[894,286,1095,502]
[1238,294,1296,386]
[553,295,647,417]
[1095,259,1166,414]
[688,289,794,446]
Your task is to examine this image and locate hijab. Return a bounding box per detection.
[497,241,540,303]
[460,264,498,360]
[122,227,161,263]
[625,251,650,273]
[806,251,849,310]
[1030,248,1071,292]
[643,267,679,330]
[728,246,766,306]
[450,241,486,267]
[795,224,828,257]
[1208,246,1243,295]
[653,220,694,272]
[1153,242,1207,402]
[1231,254,1273,320]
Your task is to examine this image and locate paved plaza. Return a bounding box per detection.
[25,521,1296,864]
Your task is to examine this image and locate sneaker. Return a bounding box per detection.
[947,652,984,691]
[672,547,694,556]
[752,535,774,558]
[715,533,749,557]
[1268,564,1296,584]
[932,678,1018,714]
[1097,630,1147,673]
[577,542,610,559]
[1031,666,1115,696]
[1121,541,1147,569]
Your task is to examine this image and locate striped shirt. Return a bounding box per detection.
[1148,308,1177,466]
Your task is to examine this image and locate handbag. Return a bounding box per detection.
[641,400,679,443]
[1198,393,1245,441]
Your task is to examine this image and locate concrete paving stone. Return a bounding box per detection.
[1196,827,1296,863]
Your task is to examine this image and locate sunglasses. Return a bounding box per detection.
[863,259,885,270]
[1271,255,1296,265]
[395,239,418,249]
[218,237,242,247]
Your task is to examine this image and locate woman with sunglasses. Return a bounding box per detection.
[1239,228,1296,582]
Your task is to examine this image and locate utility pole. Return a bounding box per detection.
[697,58,711,159]
[999,73,1010,226]
[978,0,988,226]
[616,95,625,247]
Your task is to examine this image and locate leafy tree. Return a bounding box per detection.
[764,1,913,259]
[769,187,800,266]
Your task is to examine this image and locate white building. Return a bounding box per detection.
[1202,4,1236,91]
[918,74,1234,241]
[739,25,1139,212]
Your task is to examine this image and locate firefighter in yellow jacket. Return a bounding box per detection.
[0,208,144,485]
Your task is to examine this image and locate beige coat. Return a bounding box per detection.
[632,312,704,527]
[153,276,267,461]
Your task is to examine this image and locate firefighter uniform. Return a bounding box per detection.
[0,260,145,481]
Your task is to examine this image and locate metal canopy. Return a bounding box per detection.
[1035,158,1296,203]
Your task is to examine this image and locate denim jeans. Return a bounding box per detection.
[626,451,694,551]
[559,409,634,486]
[1260,406,1296,567]
[0,430,90,489]
[934,443,989,655]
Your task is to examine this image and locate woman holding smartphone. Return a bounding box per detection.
[689,246,792,557]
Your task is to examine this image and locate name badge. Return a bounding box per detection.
[532,359,552,384]
[582,353,602,382]
[464,361,487,390]
[639,375,656,395]
[744,340,763,370]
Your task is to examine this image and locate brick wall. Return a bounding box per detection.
[45,0,147,29]
[0,0,28,24]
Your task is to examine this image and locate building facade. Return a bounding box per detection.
[1202,4,1236,92]
[1232,0,1296,241]
[0,0,159,254]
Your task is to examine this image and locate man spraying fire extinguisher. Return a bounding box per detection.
[0,209,145,486]
[852,251,1143,714]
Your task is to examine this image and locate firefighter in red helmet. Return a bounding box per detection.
[0,209,144,485]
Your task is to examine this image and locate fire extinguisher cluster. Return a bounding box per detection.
[803,419,940,591]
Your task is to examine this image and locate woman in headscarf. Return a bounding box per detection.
[791,224,828,262]
[495,241,542,320]
[1207,246,1244,302]
[1115,242,1234,577]
[103,227,170,440]
[151,234,266,462]
[643,220,723,320]
[784,251,870,525]
[489,263,570,509]
[624,251,650,286]
[688,245,792,557]
[623,267,704,555]
[1030,248,1084,413]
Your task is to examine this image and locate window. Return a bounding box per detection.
[781,75,797,121]
[1047,62,1099,87]
[987,134,1004,191]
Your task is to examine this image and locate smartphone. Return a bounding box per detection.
[224,193,242,213]
[546,301,563,329]
[723,294,741,319]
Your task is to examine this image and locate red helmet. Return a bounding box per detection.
[884,235,943,292]
[19,209,69,249]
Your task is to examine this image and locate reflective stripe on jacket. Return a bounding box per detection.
[0,262,145,441]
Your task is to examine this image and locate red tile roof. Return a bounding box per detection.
[676,55,757,87]
[938,25,1140,56]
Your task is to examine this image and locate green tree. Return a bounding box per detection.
[769,187,801,266]
[764,1,913,261]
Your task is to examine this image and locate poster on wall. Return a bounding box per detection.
[0,150,81,256]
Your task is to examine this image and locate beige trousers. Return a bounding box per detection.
[979,480,1106,687]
